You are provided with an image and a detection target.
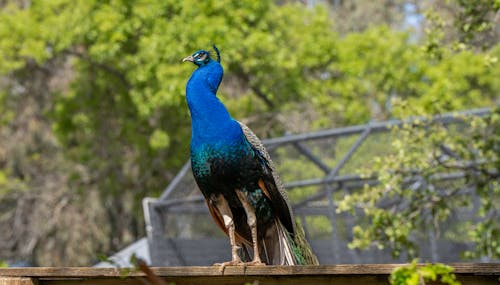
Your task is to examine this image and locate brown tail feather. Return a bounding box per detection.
[259,218,299,265]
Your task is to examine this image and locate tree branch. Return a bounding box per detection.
[64,49,131,91]
[250,85,275,109]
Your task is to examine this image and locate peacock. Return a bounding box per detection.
[182,46,318,269]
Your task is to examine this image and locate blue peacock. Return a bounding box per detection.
[182,46,318,269]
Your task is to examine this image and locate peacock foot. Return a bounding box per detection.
[214,259,245,273]
[243,260,266,266]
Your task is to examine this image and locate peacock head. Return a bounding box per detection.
[183,50,211,67]
[182,45,221,67]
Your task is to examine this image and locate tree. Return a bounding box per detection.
[338,107,499,260]
[334,0,499,261]
[0,0,339,265]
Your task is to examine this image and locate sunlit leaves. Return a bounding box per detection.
[390,261,461,285]
[455,0,500,48]
[149,129,170,150]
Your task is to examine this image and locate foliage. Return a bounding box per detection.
[390,261,460,285]
[338,106,499,259]
[454,0,500,48]
[333,0,499,260]
[326,0,406,35]
[421,0,500,53]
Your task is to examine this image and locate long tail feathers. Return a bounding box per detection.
[275,218,296,265]
[293,220,319,265]
[260,218,319,265]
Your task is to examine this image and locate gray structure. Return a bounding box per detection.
[140,108,491,266]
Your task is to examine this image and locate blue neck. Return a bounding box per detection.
[186,60,242,148]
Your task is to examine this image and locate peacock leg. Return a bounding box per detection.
[212,194,243,272]
[236,189,266,266]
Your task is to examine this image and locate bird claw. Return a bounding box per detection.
[244,260,266,266]
[214,259,266,273]
[214,260,245,273]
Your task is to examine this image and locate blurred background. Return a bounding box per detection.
[0,0,498,266]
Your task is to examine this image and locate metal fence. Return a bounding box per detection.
[143,108,491,266]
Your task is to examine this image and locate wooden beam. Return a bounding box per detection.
[1,264,499,276]
[0,264,498,285]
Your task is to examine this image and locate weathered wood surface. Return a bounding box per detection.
[0,277,37,285]
[0,264,499,285]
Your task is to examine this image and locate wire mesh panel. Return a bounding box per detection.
[143,108,491,266]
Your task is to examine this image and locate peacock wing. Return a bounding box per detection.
[237,121,296,236]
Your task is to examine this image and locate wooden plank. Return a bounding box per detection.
[448,263,500,275]
[0,277,37,285]
[33,275,500,285]
[0,264,499,277]
[42,275,392,285]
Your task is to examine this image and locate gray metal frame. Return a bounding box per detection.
[143,108,490,266]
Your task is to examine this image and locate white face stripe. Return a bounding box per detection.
[194,52,208,61]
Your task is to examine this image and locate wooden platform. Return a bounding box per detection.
[0,264,499,285]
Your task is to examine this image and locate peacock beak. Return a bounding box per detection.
[182,55,194,62]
